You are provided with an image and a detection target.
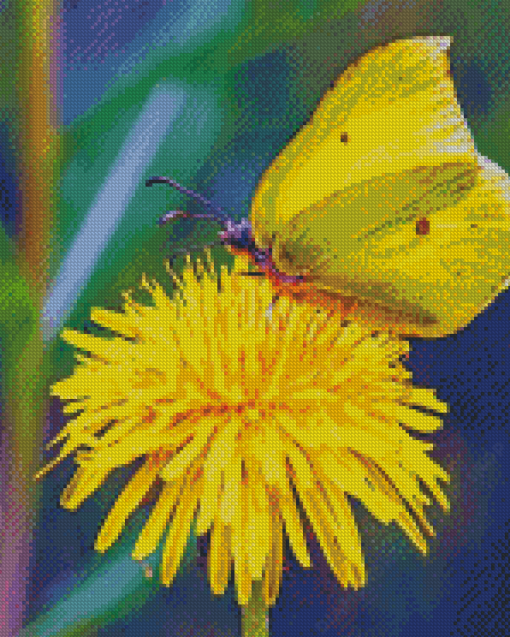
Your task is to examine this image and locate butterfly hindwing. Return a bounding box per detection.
[275,156,510,337]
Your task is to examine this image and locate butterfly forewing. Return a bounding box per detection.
[251,36,476,252]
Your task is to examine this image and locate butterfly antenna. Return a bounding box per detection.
[146,176,231,229]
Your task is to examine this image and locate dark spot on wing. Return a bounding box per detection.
[416,217,430,236]
[340,132,349,143]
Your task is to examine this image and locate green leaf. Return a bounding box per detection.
[0,6,16,112]
[21,520,202,637]
[0,226,37,351]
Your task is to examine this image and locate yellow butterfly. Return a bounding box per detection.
[148,36,510,338]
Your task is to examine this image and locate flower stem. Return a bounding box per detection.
[0,2,61,635]
[241,581,269,637]
[15,0,62,295]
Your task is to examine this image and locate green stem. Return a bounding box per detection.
[241,581,269,637]
[0,2,62,634]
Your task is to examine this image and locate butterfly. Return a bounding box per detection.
[147,36,510,338]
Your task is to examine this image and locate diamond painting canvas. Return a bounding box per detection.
[1,2,510,637]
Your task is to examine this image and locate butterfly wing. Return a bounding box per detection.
[251,36,476,250]
[276,156,510,337]
[249,36,501,336]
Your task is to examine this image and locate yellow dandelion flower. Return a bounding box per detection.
[37,253,449,608]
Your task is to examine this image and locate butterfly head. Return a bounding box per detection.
[147,175,304,285]
[218,218,263,259]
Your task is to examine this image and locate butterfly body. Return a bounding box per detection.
[219,220,362,317]
[220,220,304,284]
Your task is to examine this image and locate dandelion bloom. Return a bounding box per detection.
[38,254,449,607]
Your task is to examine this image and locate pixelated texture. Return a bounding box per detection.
[1,1,510,636]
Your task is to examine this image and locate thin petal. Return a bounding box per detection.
[359,456,436,536]
[396,509,429,554]
[233,539,252,607]
[401,387,449,413]
[160,475,201,586]
[220,456,242,525]
[315,479,366,585]
[195,472,223,537]
[263,508,283,607]
[298,486,351,587]
[132,477,185,560]
[285,441,315,490]
[258,435,286,488]
[209,521,232,595]
[60,461,113,511]
[95,461,161,553]
[276,479,311,568]
[90,307,140,339]
[160,423,214,482]
[320,450,396,524]
[377,402,445,432]
[230,478,252,606]
[35,433,95,480]
[59,329,131,362]
[195,415,239,535]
